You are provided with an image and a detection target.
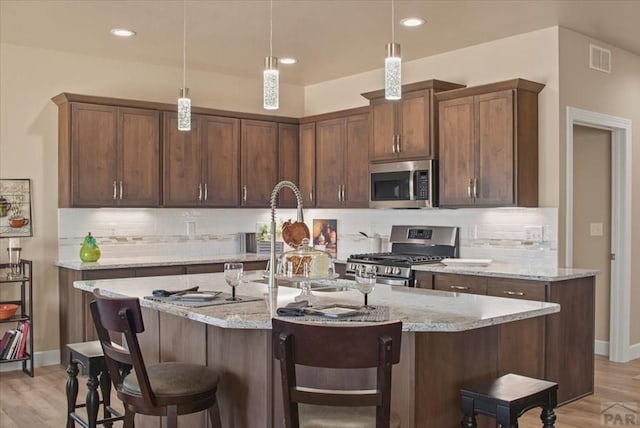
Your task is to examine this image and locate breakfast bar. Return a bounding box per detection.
[75,272,559,428]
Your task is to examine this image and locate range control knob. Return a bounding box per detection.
[385,266,392,274]
[392,267,401,275]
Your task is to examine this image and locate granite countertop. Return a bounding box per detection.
[412,262,597,281]
[74,272,559,332]
[57,253,270,270]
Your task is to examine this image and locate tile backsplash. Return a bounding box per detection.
[58,207,557,267]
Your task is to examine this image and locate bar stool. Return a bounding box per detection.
[66,341,124,428]
[460,373,558,428]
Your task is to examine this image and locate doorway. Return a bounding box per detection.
[565,107,632,363]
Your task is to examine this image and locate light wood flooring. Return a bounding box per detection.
[0,356,638,427]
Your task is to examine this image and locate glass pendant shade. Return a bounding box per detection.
[263,56,279,110]
[385,43,401,100]
[178,88,191,131]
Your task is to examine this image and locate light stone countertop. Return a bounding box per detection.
[74,272,559,332]
[412,262,598,282]
[57,253,270,270]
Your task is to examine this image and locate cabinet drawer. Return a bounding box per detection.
[434,274,487,295]
[487,278,547,301]
[83,269,136,280]
[136,266,185,277]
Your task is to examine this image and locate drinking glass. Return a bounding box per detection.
[224,262,243,301]
[354,265,376,307]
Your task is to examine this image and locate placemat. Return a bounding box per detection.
[144,293,261,308]
[278,305,390,323]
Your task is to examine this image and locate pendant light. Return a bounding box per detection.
[385,0,401,100]
[178,0,191,131]
[263,0,279,110]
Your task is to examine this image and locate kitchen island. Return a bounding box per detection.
[75,272,559,428]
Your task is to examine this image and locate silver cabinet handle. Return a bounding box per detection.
[341,185,345,202]
[391,135,396,153]
[119,181,123,200]
[396,135,401,153]
[113,181,117,200]
[467,179,473,199]
[243,185,247,202]
[309,190,313,202]
[450,285,470,290]
[204,183,208,201]
[473,178,479,198]
[198,183,202,201]
[503,290,525,296]
[337,185,342,202]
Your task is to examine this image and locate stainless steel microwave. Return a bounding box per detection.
[369,160,437,208]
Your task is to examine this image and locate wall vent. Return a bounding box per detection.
[589,44,611,73]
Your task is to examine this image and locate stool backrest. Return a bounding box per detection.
[272,318,402,428]
[89,290,157,407]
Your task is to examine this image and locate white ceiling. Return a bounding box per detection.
[1,0,639,86]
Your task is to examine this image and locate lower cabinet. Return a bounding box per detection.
[431,272,595,405]
[58,260,268,359]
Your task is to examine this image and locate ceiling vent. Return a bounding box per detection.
[589,44,611,73]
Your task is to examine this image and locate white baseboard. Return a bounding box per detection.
[593,340,640,361]
[0,349,60,372]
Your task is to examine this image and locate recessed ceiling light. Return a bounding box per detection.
[400,17,425,27]
[110,28,136,37]
[279,57,297,65]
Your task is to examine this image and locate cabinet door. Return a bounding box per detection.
[369,99,397,161]
[278,123,299,208]
[475,90,515,206]
[315,118,344,207]
[117,107,160,206]
[398,89,432,159]
[438,96,476,207]
[434,273,487,295]
[71,103,117,206]
[201,115,240,207]
[414,271,434,289]
[298,123,316,207]
[163,113,203,206]
[241,120,278,207]
[344,114,370,207]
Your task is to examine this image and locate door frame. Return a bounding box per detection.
[565,106,632,363]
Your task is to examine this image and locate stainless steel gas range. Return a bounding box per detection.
[345,225,459,286]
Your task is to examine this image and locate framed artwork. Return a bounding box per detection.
[0,179,33,238]
[312,219,337,258]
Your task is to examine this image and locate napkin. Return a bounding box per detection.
[276,300,310,317]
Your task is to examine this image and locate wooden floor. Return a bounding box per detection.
[0,356,638,427]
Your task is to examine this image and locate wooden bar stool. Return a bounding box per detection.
[460,373,558,428]
[66,341,124,428]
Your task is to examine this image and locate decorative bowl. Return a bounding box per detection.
[0,304,18,320]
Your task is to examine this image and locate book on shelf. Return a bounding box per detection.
[0,330,17,359]
[7,330,21,360]
[16,321,29,358]
[0,330,12,355]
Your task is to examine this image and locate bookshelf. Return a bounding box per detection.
[0,259,33,376]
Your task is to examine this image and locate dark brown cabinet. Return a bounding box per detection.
[164,113,240,207]
[437,79,544,207]
[55,99,160,207]
[298,123,316,207]
[431,271,594,405]
[315,113,369,208]
[362,80,465,162]
[277,123,299,208]
[241,120,278,207]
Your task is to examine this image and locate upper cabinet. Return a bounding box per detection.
[277,123,300,208]
[362,80,465,162]
[163,113,240,207]
[240,120,278,207]
[54,96,160,207]
[298,123,316,208]
[437,79,545,208]
[315,112,369,208]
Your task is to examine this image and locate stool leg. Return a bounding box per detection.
[99,370,113,428]
[85,375,100,428]
[460,395,477,428]
[541,407,556,428]
[124,408,135,428]
[461,414,477,428]
[66,361,79,428]
[208,396,222,428]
